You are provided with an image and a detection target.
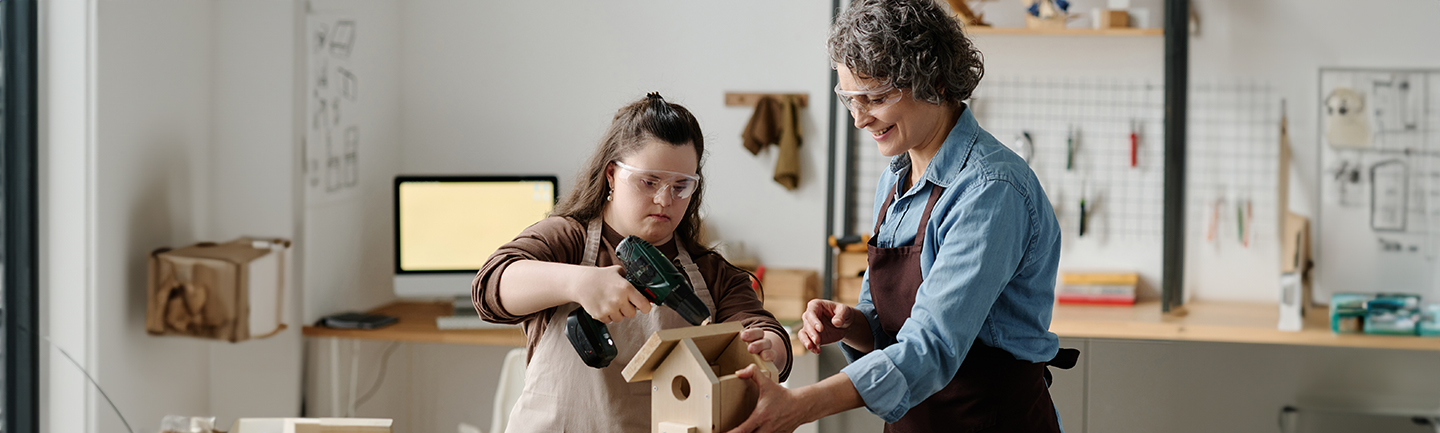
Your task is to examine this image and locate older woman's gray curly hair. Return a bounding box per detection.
[829,0,983,106]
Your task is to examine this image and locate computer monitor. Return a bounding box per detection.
[393,175,558,298]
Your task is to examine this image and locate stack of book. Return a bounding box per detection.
[1056,271,1138,306]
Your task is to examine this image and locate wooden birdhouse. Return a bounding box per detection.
[622,322,778,433]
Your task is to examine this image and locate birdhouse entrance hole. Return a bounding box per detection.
[672,375,691,401]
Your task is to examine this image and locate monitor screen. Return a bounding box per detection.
[394,176,558,276]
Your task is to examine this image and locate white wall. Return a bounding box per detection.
[300,0,403,324]
[45,1,309,431]
[398,0,835,269]
[92,0,216,429]
[297,0,409,429]
[206,0,305,426]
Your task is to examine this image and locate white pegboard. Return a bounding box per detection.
[847,76,1284,301]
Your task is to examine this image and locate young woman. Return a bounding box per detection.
[473,92,792,433]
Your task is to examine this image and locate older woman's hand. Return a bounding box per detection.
[724,364,809,433]
[798,299,858,354]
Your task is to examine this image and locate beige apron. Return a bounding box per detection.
[505,219,717,433]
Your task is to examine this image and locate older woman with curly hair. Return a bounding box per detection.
[726,0,1071,432]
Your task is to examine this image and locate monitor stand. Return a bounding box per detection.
[435,296,516,330]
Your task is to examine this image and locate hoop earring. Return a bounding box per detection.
[606,188,613,201]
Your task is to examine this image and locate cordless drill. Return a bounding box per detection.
[566,235,711,368]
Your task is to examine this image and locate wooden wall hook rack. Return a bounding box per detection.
[724,92,808,108]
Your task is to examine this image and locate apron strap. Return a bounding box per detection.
[916,185,945,241]
[582,219,604,267]
[673,238,717,323]
[872,180,946,247]
[1047,348,1080,370]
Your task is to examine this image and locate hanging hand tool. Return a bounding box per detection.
[1130,119,1139,168]
[1066,124,1076,171]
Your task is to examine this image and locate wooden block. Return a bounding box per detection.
[715,375,758,432]
[760,269,818,298]
[658,422,698,433]
[1280,213,1310,273]
[763,298,808,321]
[835,251,868,279]
[835,276,864,305]
[1100,9,1129,28]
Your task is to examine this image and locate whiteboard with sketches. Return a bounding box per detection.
[1316,68,1440,302]
[305,15,360,204]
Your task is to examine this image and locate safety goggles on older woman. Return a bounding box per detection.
[834,82,904,116]
[613,161,701,201]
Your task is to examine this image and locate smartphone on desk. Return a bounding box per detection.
[317,312,399,329]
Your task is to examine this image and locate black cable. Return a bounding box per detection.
[352,341,401,410]
[30,327,135,433]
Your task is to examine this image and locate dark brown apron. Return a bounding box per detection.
[867,182,1072,433]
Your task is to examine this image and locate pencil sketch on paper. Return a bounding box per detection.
[306,15,361,203]
[1316,68,1440,303]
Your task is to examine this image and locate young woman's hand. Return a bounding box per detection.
[798,299,859,354]
[570,265,652,323]
[740,328,777,362]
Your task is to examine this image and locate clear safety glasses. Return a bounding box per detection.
[613,161,701,201]
[834,82,903,116]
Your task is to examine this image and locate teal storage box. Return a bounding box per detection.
[1329,293,1371,334]
[1420,304,1440,337]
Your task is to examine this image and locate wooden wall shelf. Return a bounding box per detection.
[967,27,1163,36]
[303,301,810,355]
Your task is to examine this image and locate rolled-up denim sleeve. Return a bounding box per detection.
[841,180,1030,422]
[840,272,891,363]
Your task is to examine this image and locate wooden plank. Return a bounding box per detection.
[834,276,863,305]
[715,375,758,433]
[624,322,745,382]
[713,337,766,381]
[835,252,868,279]
[658,422,698,433]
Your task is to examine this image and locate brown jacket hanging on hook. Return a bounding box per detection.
[742,95,803,190]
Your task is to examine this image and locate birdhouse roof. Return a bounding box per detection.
[622,321,745,383]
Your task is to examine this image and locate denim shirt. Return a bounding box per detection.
[840,105,1062,423]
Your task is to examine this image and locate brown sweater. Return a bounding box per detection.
[472,216,793,381]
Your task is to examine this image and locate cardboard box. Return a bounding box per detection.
[1099,9,1129,28]
[835,251,868,279]
[146,237,291,342]
[835,276,864,306]
[760,269,818,321]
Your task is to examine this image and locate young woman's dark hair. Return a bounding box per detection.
[553,92,708,248]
